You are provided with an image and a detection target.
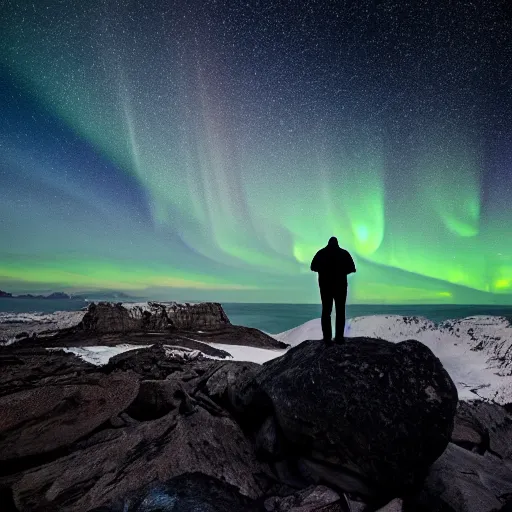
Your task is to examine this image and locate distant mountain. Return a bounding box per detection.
[46,292,72,299]
[0,290,72,299]
[0,289,142,301]
[71,291,137,301]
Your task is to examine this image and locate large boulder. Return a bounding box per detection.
[233,338,458,498]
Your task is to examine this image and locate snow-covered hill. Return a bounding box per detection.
[0,310,86,343]
[276,315,512,404]
[0,310,86,327]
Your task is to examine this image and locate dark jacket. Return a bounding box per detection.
[310,243,356,285]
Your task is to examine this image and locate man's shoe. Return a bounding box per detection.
[333,337,345,344]
[323,338,334,345]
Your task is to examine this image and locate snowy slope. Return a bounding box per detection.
[275,315,512,404]
[56,342,284,366]
[0,310,86,344]
[52,344,151,366]
[208,343,285,364]
[0,310,85,327]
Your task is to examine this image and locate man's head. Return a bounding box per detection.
[328,236,339,247]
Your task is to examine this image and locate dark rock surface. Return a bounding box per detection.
[203,360,261,403]
[0,345,273,512]
[233,338,458,497]
[452,400,512,459]
[12,406,270,512]
[407,399,512,512]
[88,472,260,512]
[499,499,512,512]
[264,485,347,511]
[404,442,512,512]
[0,372,139,460]
[0,348,96,398]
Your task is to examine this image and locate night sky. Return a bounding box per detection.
[1,0,511,303]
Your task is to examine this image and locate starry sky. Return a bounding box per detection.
[1,0,511,304]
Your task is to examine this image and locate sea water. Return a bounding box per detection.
[1,298,512,334]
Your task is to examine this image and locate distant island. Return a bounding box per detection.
[0,290,72,299]
[0,290,136,300]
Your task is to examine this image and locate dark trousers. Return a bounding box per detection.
[320,283,347,341]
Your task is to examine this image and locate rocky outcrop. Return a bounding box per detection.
[0,290,13,298]
[164,302,231,330]
[232,338,458,498]
[1,302,286,350]
[78,302,231,333]
[79,302,173,333]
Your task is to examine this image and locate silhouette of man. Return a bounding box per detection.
[310,237,356,343]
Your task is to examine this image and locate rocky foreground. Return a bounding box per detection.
[1,302,512,512]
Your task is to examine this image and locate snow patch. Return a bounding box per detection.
[55,341,285,366]
[0,310,85,327]
[208,343,286,364]
[49,344,151,366]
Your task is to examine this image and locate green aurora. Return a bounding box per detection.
[0,1,511,304]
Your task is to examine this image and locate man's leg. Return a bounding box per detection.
[334,284,348,342]
[320,286,333,342]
